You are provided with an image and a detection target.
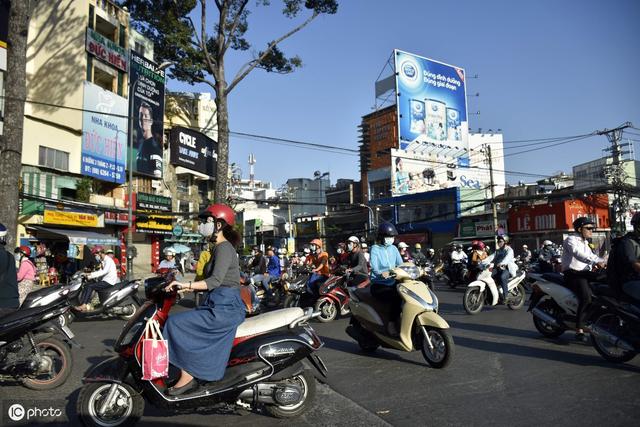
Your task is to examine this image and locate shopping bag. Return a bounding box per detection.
[141,319,169,380]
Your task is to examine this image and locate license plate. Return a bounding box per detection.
[61,325,75,340]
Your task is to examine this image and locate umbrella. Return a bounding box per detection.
[168,244,192,254]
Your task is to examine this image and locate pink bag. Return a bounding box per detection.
[141,319,169,380]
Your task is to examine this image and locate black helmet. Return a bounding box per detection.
[573,217,595,232]
[631,212,640,227]
[377,222,398,237]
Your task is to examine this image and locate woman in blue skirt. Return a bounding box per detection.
[163,204,245,396]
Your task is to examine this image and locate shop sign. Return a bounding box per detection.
[475,220,507,237]
[85,28,127,72]
[136,214,173,235]
[459,222,476,238]
[136,192,172,212]
[170,126,218,177]
[44,210,100,228]
[104,211,129,225]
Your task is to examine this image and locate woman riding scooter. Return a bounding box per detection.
[162,204,245,396]
[369,222,404,335]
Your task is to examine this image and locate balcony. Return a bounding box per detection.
[90,194,125,208]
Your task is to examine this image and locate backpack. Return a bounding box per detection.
[606,234,640,295]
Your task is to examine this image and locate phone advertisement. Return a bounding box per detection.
[395,50,469,157]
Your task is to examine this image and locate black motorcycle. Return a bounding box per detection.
[0,289,77,390]
[445,261,468,289]
[77,274,327,426]
[283,265,314,308]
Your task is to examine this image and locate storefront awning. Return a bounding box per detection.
[27,226,119,246]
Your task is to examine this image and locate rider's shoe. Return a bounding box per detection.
[166,378,198,396]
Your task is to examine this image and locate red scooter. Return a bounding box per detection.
[77,272,327,426]
[314,270,367,323]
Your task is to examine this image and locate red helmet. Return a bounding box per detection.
[91,245,104,255]
[15,246,31,257]
[202,204,236,226]
[472,240,485,250]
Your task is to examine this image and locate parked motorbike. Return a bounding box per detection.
[0,289,76,390]
[77,274,327,426]
[345,264,454,369]
[527,272,605,338]
[463,264,527,315]
[589,289,640,363]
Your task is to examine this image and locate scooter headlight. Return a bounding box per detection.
[397,284,437,312]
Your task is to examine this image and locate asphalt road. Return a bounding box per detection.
[1,280,639,426]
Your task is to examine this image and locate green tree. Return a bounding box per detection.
[75,177,94,202]
[123,0,338,203]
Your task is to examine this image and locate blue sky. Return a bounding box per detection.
[170,0,640,188]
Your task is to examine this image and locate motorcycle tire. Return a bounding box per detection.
[507,284,526,311]
[78,382,144,427]
[118,302,139,321]
[264,370,316,418]
[420,327,454,369]
[314,299,338,323]
[22,336,72,390]
[532,300,565,338]
[463,287,485,315]
[590,312,636,363]
[283,294,299,308]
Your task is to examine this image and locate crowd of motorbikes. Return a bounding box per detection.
[1,240,639,427]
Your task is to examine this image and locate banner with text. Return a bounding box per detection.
[85,27,127,72]
[169,126,218,177]
[394,50,469,160]
[81,81,128,183]
[129,50,166,178]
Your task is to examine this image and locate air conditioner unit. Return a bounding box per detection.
[151,180,162,189]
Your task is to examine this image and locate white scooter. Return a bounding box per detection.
[463,263,527,314]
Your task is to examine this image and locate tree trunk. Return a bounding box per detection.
[0,0,30,249]
[214,69,229,204]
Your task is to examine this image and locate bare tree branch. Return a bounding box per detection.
[214,0,223,11]
[221,0,249,56]
[199,0,218,75]
[187,16,202,49]
[227,11,319,94]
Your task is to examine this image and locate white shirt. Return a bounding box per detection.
[451,251,468,262]
[88,255,119,285]
[159,259,176,269]
[561,234,603,271]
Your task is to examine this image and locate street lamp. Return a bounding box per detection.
[359,203,377,236]
[126,60,175,280]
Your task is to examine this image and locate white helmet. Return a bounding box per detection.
[428,248,435,254]
[164,248,176,256]
[543,240,552,246]
[398,242,409,249]
[361,243,368,249]
[347,236,360,244]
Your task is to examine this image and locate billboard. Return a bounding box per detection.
[81,81,128,183]
[394,50,468,157]
[390,149,487,196]
[85,28,127,72]
[129,50,166,178]
[169,126,218,177]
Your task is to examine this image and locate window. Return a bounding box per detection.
[177,176,190,195]
[197,181,209,203]
[38,146,69,171]
[93,66,116,92]
[134,41,146,57]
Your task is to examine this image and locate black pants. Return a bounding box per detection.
[563,269,598,330]
[80,281,113,305]
[0,307,18,318]
[371,283,402,323]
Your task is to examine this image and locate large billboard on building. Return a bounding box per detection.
[169,126,218,177]
[129,50,166,178]
[81,81,128,184]
[394,50,468,155]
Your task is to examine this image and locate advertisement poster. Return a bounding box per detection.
[81,81,128,184]
[85,28,127,72]
[129,50,166,178]
[390,149,488,197]
[169,126,218,177]
[394,50,469,158]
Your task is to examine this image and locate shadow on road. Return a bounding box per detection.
[448,319,539,340]
[454,335,640,373]
[320,336,427,368]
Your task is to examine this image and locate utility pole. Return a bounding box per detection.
[599,122,633,235]
[482,144,499,250]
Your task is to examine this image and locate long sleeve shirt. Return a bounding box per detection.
[266,255,281,277]
[204,241,241,290]
[88,255,119,285]
[17,258,37,282]
[561,234,603,272]
[349,251,369,274]
[370,244,403,281]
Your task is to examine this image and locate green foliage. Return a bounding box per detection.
[76,177,93,202]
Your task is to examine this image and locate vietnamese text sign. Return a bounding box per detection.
[44,210,99,228]
[136,192,172,212]
[129,50,166,178]
[85,28,127,72]
[136,214,173,234]
[81,81,128,183]
[169,126,218,177]
[394,50,468,159]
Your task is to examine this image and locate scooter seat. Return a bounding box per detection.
[541,272,565,285]
[235,307,304,338]
[0,305,53,327]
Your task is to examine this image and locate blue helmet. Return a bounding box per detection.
[377,222,398,237]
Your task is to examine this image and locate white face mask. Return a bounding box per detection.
[384,237,395,246]
[347,243,354,251]
[198,220,215,237]
[310,245,316,252]
[337,248,343,254]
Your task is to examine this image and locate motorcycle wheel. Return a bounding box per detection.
[22,336,72,390]
[420,327,454,369]
[507,284,526,310]
[118,303,139,321]
[314,299,338,323]
[264,370,316,418]
[78,382,144,427]
[463,287,484,315]
[532,300,565,338]
[590,312,636,363]
[283,294,299,308]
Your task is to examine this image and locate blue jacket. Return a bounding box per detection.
[370,244,403,283]
[267,255,281,277]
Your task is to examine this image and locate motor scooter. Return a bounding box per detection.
[345,264,454,369]
[77,273,327,426]
[463,264,527,315]
[313,270,354,323]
